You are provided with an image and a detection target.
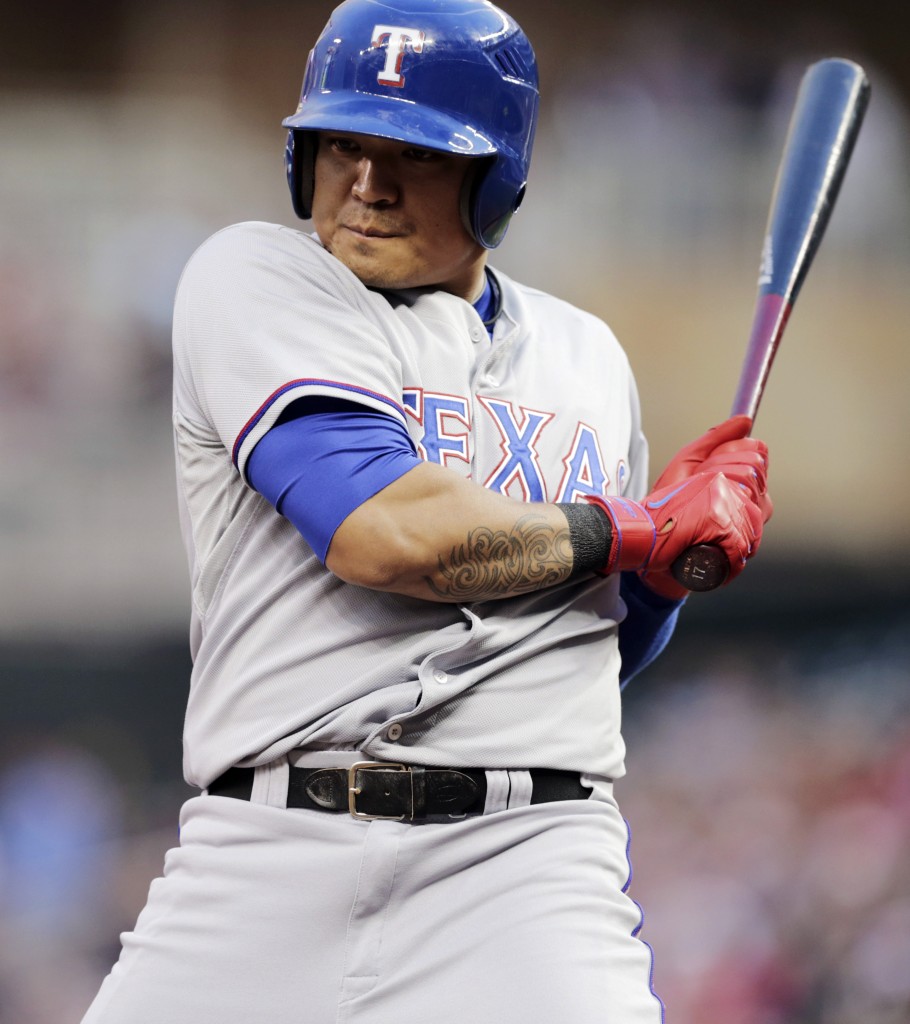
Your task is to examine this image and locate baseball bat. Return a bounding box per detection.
[671,57,870,592]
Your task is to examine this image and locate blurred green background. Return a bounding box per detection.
[1,2,909,1022]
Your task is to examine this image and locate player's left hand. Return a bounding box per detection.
[655,417,773,534]
[652,415,753,483]
[652,414,771,517]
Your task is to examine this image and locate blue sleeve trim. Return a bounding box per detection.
[247,407,421,562]
[618,572,685,687]
[233,378,407,469]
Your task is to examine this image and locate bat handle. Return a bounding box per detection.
[670,544,730,592]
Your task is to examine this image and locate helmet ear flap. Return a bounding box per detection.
[467,157,529,249]
[285,131,318,220]
[460,157,494,247]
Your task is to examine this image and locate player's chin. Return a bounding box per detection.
[332,239,425,290]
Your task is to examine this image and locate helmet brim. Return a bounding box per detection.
[282,95,498,159]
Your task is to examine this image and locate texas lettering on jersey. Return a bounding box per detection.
[403,388,626,502]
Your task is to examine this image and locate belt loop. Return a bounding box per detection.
[410,766,427,819]
[507,770,533,809]
[251,756,290,808]
[483,770,511,815]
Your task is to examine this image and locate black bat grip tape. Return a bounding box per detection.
[670,544,730,592]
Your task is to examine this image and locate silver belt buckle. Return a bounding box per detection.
[347,761,410,821]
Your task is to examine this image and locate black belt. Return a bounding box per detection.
[208,762,592,822]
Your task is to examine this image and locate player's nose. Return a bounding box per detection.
[351,158,398,205]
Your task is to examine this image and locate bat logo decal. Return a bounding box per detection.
[758,234,774,286]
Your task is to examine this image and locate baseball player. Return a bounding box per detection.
[81,2,771,1022]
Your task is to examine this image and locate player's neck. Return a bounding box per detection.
[438,255,488,304]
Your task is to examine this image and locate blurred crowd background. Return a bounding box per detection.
[2,1,909,1022]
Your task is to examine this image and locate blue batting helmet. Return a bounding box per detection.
[281,0,539,248]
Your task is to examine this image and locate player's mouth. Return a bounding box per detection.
[342,223,406,239]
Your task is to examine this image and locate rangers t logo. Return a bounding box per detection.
[371,25,426,87]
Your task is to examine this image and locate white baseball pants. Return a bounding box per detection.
[80,771,664,1024]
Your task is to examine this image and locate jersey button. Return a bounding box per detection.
[387,723,404,741]
[432,668,448,684]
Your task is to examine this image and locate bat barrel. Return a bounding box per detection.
[759,58,870,310]
[732,58,870,424]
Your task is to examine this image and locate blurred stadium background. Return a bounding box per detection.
[2,1,909,1021]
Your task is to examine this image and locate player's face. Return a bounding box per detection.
[311,132,487,301]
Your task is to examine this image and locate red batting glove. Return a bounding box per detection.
[586,472,765,599]
[641,472,765,599]
[635,416,773,597]
[651,415,753,489]
[652,415,771,516]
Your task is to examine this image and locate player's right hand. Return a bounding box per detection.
[586,470,765,587]
[640,471,765,577]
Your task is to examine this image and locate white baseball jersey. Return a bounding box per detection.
[172,220,648,789]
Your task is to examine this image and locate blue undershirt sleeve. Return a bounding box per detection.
[247,402,421,563]
[618,572,685,687]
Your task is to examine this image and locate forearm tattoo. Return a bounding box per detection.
[426,512,574,600]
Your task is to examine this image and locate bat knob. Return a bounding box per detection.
[671,544,730,592]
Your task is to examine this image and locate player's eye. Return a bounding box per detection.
[403,146,441,162]
[326,136,360,155]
